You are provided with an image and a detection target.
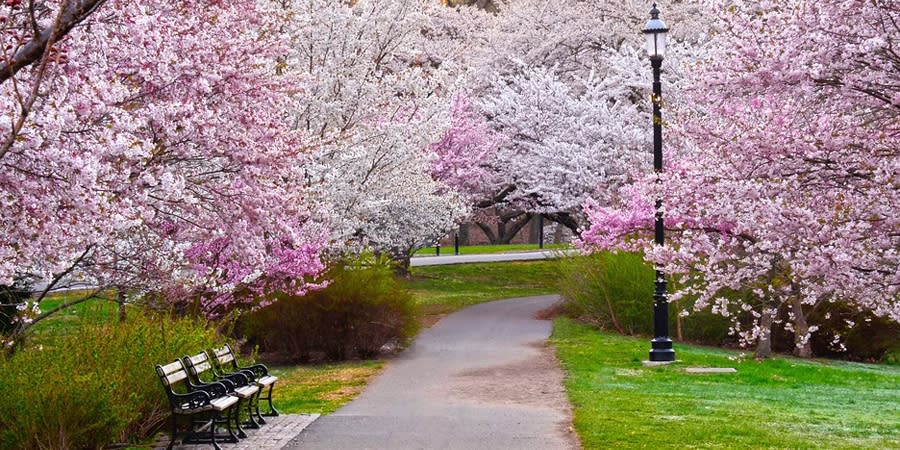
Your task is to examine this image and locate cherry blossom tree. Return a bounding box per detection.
[279,0,469,270]
[433,0,710,235]
[1,0,328,345]
[581,0,900,358]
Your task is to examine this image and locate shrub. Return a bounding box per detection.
[558,252,731,345]
[561,253,898,360]
[0,313,221,450]
[559,252,654,335]
[240,257,418,361]
[771,301,900,363]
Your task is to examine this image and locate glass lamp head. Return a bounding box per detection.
[642,3,669,58]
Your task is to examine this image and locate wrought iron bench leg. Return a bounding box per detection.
[210,411,223,450]
[244,394,261,429]
[166,416,177,450]
[262,382,279,417]
[254,388,267,424]
[233,399,248,438]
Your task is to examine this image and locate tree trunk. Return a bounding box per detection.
[386,249,412,278]
[791,296,813,358]
[544,212,580,237]
[475,210,531,244]
[498,212,532,244]
[117,290,127,323]
[475,222,498,244]
[552,223,564,244]
[755,308,775,359]
[675,305,683,341]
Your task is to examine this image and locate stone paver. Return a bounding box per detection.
[155,413,319,450]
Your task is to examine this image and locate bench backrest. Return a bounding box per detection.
[156,359,191,406]
[183,351,214,381]
[211,343,237,369]
[157,359,189,388]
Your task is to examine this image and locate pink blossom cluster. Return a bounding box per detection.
[430,93,504,202]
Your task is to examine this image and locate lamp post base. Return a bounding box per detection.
[649,337,675,362]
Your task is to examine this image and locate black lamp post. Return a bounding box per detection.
[643,3,675,362]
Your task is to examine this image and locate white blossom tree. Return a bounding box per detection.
[432,0,711,235]
[280,0,469,269]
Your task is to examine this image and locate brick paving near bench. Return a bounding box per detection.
[154,413,319,450]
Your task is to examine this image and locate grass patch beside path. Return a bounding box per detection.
[551,317,900,450]
[413,243,569,256]
[404,260,561,323]
[270,361,384,415]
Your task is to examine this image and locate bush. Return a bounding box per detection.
[558,252,731,345]
[559,252,654,335]
[771,301,900,363]
[240,257,418,361]
[561,253,898,361]
[0,313,221,450]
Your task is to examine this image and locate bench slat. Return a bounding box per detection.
[165,370,188,386]
[192,361,212,373]
[160,360,183,375]
[188,353,208,364]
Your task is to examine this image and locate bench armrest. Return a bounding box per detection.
[219,371,252,387]
[189,380,231,398]
[168,389,213,410]
[237,363,270,378]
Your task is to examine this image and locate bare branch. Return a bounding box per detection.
[0,0,108,84]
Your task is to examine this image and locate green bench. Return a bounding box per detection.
[155,359,240,450]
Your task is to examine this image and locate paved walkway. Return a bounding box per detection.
[156,413,318,450]
[410,249,577,267]
[285,295,578,450]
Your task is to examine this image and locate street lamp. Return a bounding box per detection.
[643,3,675,362]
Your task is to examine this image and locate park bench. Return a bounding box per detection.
[209,343,280,420]
[155,359,240,450]
[183,350,262,436]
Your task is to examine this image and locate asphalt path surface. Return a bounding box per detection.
[410,249,576,267]
[286,295,578,450]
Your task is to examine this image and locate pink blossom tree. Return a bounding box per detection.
[1,0,327,345]
[581,0,900,358]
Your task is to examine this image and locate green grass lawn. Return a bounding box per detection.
[23,291,124,341]
[270,360,384,415]
[413,243,570,256]
[551,317,900,449]
[404,260,561,320]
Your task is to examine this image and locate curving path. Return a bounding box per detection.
[285,295,579,450]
